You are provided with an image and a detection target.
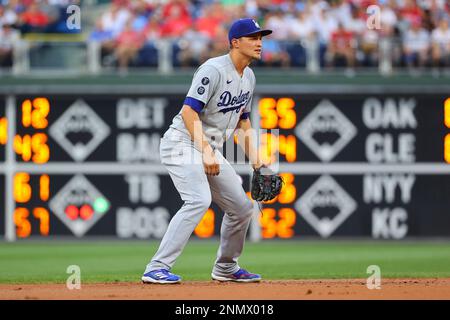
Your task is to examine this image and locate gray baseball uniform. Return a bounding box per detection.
[145,53,256,277]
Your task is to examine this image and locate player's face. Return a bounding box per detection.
[238,33,263,60]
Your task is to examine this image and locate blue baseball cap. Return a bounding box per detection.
[228,18,272,43]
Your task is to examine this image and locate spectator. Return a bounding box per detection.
[431,18,450,67]
[89,20,116,66]
[203,24,229,60]
[264,10,290,41]
[130,0,152,33]
[285,8,314,67]
[195,3,224,39]
[260,37,291,67]
[427,0,450,27]
[289,9,314,41]
[114,0,130,5]
[360,28,380,67]
[245,0,272,19]
[40,0,66,32]
[0,4,18,28]
[379,0,398,36]
[160,0,192,38]
[345,6,379,67]
[245,0,260,17]
[114,19,146,72]
[100,2,132,38]
[402,19,430,69]
[329,0,352,27]
[143,15,162,42]
[288,0,305,13]
[134,14,162,68]
[177,22,211,67]
[4,0,445,72]
[259,9,291,67]
[19,2,50,33]
[326,22,357,69]
[309,0,331,20]
[89,20,115,43]
[343,6,366,35]
[161,0,190,21]
[0,24,20,67]
[314,5,338,45]
[348,0,377,8]
[9,0,29,14]
[399,0,424,29]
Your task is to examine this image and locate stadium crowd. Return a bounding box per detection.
[0,0,80,66]
[0,0,449,71]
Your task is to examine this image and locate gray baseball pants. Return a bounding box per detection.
[145,131,254,276]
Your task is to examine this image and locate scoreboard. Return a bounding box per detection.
[1,89,449,241]
[256,94,450,238]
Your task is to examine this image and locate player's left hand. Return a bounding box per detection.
[252,159,271,171]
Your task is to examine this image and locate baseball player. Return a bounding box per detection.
[142,18,272,284]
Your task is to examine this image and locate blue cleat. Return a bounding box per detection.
[142,269,181,284]
[211,268,262,283]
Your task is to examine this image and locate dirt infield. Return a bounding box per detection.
[1,278,450,300]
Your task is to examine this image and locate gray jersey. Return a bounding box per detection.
[168,53,255,149]
[146,54,258,279]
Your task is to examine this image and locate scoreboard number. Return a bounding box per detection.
[14,207,50,238]
[445,98,450,164]
[14,97,50,163]
[0,117,7,145]
[21,98,50,129]
[13,173,51,237]
[259,97,296,129]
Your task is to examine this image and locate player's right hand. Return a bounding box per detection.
[202,146,220,176]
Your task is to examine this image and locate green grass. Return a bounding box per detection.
[0,240,449,284]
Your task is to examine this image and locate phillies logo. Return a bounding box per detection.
[217,90,250,114]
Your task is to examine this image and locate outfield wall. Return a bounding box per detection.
[1,81,449,241]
